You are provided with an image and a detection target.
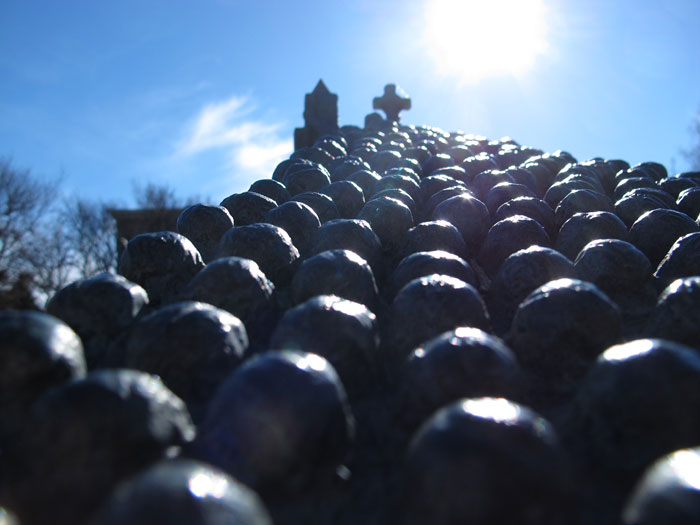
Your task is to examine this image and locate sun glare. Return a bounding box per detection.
[423,0,548,84]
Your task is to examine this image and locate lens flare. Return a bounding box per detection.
[423,0,548,83]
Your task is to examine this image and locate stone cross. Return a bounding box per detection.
[373,84,411,122]
[294,79,339,150]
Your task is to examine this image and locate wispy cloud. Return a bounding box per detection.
[175,94,293,188]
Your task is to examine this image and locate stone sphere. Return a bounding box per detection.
[654,232,700,289]
[249,178,291,205]
[90,459,272,525]
[423,186,473,219]
[623,448,700,525]
[283,167,331,196]
[269,295,379,399]
[677,187,700,218]
[399,220,468,260]
[615,189,674,227]
[123,301,249,421]
[554,189,614,230]
[658,176,697,199]
[8,369,194,525]
[471,169,514,200]
[645,277,700,351]
[460,153,499,182]
[431,193,491,253]
[176,204,234,263]
[574,239,655,317]
[568,339,700,493]
[371,174,420,203]
[507,278,622,406]
[308,219,383,276]
[264,200,321,256]
[321,180,366,218]
[487,246,577,335]
[397,328,521,432]
[555,211,629,260]
[118,231,204,306]
[292,191,340,223]
[219,192,277,226]
[478,215,551,278]
[357,197,414,254]
[346,169,381,196]
[388,250,476,300]
[387,275,490,365]
[291,249,378,307]
[613,176,656,201]
[629,208,700,268]
[494,196,555,237]
[484,182,535,215]
[0,310,86,444]
[402,398,573,525]
[371,187,417,218]
[46,272,148,369]
[181,256,274,329]
[196,350,354,491]
[217,223,299,287]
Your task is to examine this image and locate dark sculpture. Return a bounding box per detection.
[294,80,339,150]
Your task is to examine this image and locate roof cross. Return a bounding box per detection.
[373,84,411,122]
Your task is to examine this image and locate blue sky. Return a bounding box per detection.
[2,0,700,207]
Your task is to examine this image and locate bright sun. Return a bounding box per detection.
[423,0,548,84]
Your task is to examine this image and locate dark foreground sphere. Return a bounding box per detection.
[397,328,521,432]
[478,215,551,277]
[176,204,234,263]
[0,311,86,444]
[46,272,148,369]
[181,256,274,327]
[654,232,700,289]
[269,295,379,399]
[623,448,700,525]
[8,369,195,525]
[487,246,577,335]
[119,231,204,306]
[195,351,354,492]
[217,223,300,286]
[387,275,490,365]
[507,278,622,406]
[568,339,700,487]
[629,208,700,269]
[123,302,249,421]
[555,211,630,260]
[402,397,573,525]
[291,249,378,307]
[399,220,468,260]
[645,277,700,351]
[90,459,272,525]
